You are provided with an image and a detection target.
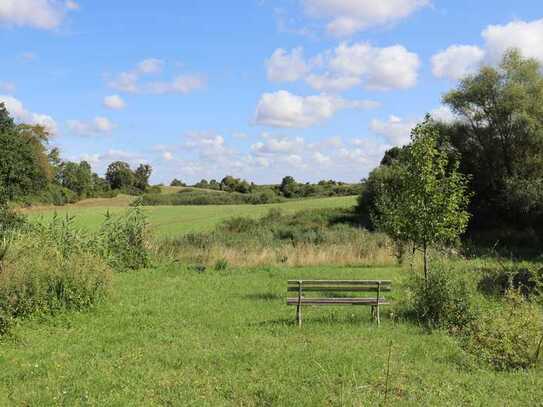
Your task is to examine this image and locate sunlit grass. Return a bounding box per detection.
[1,265,541,405]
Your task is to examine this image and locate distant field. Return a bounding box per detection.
[23,195,358,237]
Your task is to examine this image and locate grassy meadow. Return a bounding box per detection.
[22,195,357,237]
[2,193,542,406]
[2,265,542,406]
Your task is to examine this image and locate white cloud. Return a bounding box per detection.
[266,47,309,82]
[329,42,420,91]
[251,135,305,156]
[268,42,420,92]
[254,90,379,128]
[305,73,361,92]
[430,106,456,124]
[0,0,77,30]
[0,82,16,93]
[137,58,164,74]
[109,59,204,95]
[303,0,429,37]
[370,115,417,146]
[0,94,57,134]
[103,94,126,110]
[67,116,115,136]
[184,132,233,160]
[483,19,543,63]
[431,45,486,80]
[20,52,37,62]
[432,18,543,81]
[163,151,173,161]
[313,151,331,165]
[144,75,205,95]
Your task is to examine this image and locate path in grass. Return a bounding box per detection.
[25,196,357,237]
[1,265,541,405]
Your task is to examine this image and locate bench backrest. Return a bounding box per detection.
[287,280,392,294]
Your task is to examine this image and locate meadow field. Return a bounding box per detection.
[21,195,358,237]
[2,265,542,406]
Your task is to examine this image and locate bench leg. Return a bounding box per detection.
[296,304,302,327]
[376,303,380,326]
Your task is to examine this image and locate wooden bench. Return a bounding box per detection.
[287,280,392,327]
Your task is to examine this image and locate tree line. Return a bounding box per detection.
[359,50,543,254]
[0,104,153,205]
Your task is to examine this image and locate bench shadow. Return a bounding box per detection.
[253,311,383,328]
[243,292,282,301]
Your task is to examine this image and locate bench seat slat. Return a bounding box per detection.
[287,298,389,306]
[288,280,391,286]
[287,286,391,292]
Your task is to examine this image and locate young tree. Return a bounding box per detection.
[280,176,297,198]
[375,117,471,283]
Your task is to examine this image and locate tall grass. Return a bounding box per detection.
[0,216,112,334]
[0,207,151,335]
[156,208,396,267]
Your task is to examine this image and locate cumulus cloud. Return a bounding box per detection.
[251,134,305,156]
[254,90,379,128]
[329,42,420,91]
[370,115,418,145]
[432,18,543,81]
[302,0,429,37]
[266,48,309,82]
[0,94,57,134]
[431,45,486,80]
[265,42,420,92]
[108,59,205,95]
[162,151,173,161]
[483,19,543,63]
[144,75,206,95]
[67,116,115,136]
[0,0,77,30]
[103,94,126,110]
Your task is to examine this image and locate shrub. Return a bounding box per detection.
[98,206,150,271]
[478,264,543,300]
[134,191,284,206]
[399,264,476,331]
[214,258,229,271]
[463,290,543,370]
[0,218,112,335]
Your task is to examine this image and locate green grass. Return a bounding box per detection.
[1,265,541,406]
[25,196,357,237]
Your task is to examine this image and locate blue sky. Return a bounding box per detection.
[1,0,543,184]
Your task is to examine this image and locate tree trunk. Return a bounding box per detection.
[423,241,428,287]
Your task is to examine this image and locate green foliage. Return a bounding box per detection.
[0,104,52,200]
[443,49,543,239]
[105,161,135,190]
[478,264,543,300]
[136,190,284,206]
[399,264,477,331]
[0,216,112,335]
[463,290,543,370]
[375,117,471,279]
[134,164,152,192]
[214,258,229,271]
[170,178,186,187]
[98,206,150,271]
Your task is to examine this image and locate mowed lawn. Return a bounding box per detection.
[1,266,541,406]
[23,196,358,237]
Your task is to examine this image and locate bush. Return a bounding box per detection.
[478,264,543,300]
[463,290,543,370]
[135,190,284,206]
[399,264,476,331]
[0,217,112,335]
[98,206,150,271]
